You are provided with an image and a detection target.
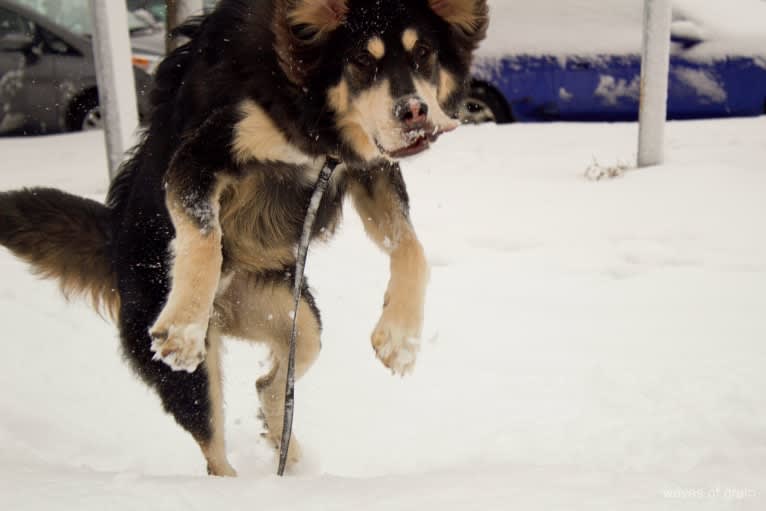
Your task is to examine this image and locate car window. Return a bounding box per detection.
[0,7,34,39]
[39,26,76,55]
[127,0,219,23]
[127,0,166,22]
[13,0,153,35]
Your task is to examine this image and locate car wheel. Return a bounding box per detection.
[458,83,512,124]
[67,92,102,132]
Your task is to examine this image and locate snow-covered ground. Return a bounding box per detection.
[1,117,765,509]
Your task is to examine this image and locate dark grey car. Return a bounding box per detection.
[0,0,163,135]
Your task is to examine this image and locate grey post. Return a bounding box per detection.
[637,0,673,168]
[88,0,139,180]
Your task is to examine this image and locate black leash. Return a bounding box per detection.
[277,155,340,476]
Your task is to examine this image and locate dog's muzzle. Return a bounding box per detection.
[387,95,456,158]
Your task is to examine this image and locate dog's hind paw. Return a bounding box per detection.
[371,319,421,376]
[149,322,207,373]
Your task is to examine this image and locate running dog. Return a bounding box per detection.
[0,0,487,475]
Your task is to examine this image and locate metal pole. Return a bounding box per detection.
[637,0,672,168]
[88,0,139,180]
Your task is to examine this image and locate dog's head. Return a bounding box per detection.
[274,0,488,164]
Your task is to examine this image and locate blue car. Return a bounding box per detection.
[462,0,766,123]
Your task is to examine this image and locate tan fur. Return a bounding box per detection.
[367,36,385,59]
[330,71,459,160]
[152,197,223,333]
[36,250,119,320]
[289,0,349,39]
[148,178,232,372]
[381,234,428,327]
[327,78,350,114]
[218,172,342,274]
[336,118,380,161]
[233,100,318,166]
[330,78,394,160]
[214,272,322,465]
[438,69,458,104]
[331,80,386,161]
[414,77,461,131]
[199,327,237,476]
[402,28,419,52]
[349,176,429,374]
[428,0,487,33]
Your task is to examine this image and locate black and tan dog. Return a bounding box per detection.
[0,0,487,475]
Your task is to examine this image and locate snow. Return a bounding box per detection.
[673,68,728,103]
[481,0,766,60]
[594,75,641,106]
[2,117,766,509]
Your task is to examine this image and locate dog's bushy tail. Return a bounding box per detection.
[0,188,119,318]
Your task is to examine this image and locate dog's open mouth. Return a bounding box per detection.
[389,134,434,158]
[383,122,458,159]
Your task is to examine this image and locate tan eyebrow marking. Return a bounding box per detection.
[438,69,457,103]
[402,28,418,51]
[367,36,385,59]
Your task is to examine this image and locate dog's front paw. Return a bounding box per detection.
[149,322,207,373]
[371,314,421,376]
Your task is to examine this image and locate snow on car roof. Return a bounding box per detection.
[674,0,766,59]
[480,0,766,61]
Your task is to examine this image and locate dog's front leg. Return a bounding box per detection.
[349,164,429,375]
[149,115,235,373]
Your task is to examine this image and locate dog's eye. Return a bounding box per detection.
[290,23,319,43]
[350,51,376,71]
[413,43,433,64]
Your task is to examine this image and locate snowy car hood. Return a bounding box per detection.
[129,30,165,56]
[480,0,766,61]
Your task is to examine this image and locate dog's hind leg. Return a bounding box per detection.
[200,325,237,476]
[119,301,236,476]
[215,271,322,468]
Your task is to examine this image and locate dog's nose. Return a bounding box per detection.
[394,96,429,128]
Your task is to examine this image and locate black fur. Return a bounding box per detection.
[0,0,486,469]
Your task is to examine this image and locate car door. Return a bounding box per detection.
[473,55,558,122]
[40,26,95,131]
[713,56,766,117]
[666,56,729,119]
[0,6,33,134]
[556,55,642,121]
[667,53,766,119]
[0,6,61,134]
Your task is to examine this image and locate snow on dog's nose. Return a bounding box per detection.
[385,95,457,159]
[394,96,430,129]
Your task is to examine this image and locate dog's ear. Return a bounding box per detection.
[274,0,348,85]
[428,0,488,37]
[288,0,348,41]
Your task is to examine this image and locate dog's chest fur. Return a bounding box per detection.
[218,160,347,273]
